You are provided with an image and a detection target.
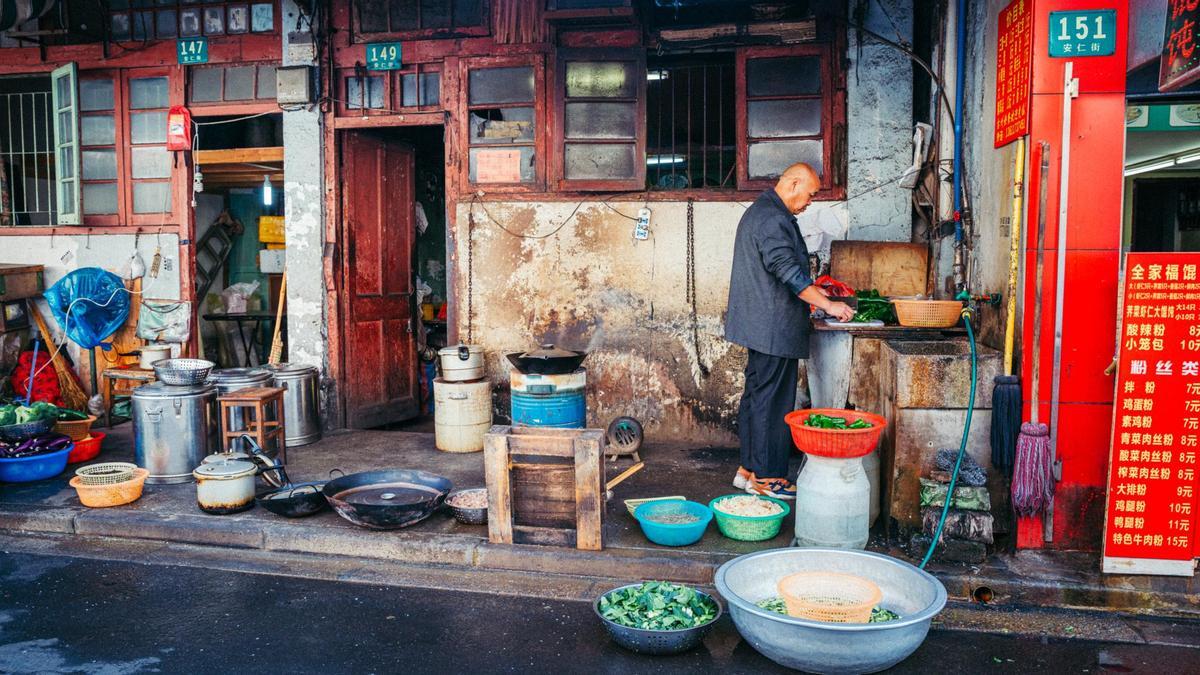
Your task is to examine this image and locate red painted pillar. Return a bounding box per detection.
[1017,1,1128,550]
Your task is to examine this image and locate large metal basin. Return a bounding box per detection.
[714,548,946,674]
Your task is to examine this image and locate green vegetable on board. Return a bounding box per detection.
[850,289,896,324]
[755,596,900,623]
[599,582,718,631]
[803,414,873,430]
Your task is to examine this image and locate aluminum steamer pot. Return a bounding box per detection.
[322,469,452,530]
[193,457,259,514]
[438,344,484,382]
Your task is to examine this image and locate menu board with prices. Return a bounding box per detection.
[1103,252,1200,577]
[994,0,1032,147]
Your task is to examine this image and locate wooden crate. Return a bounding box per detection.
[0,264,44,302]
[484,425,606,551]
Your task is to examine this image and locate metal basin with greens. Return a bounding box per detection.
[714,548,946,674]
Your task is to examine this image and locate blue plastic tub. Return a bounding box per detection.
[0,446,72,483]
[633,500,712,547]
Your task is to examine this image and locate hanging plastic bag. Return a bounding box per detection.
[221,281,260,314]
[137,299,192,343]
[43,267,130,350]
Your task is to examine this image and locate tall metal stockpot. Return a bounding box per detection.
[132,382,218,484]
[265,363,321,446]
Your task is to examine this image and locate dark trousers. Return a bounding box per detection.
[737,349,798,479]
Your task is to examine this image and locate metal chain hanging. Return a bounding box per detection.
[686,198,708,378]
[467,204,475,344]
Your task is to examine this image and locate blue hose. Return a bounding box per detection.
[919,310,977,569]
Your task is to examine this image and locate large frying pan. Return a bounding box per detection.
[322,469,452,530]
[506,344,588,375]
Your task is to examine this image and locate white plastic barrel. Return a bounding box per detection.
[793,454,870,549]
[862,447,880,526]
[433,378,491,453]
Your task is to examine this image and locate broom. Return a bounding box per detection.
[1012,142,1054,517]
[991,138,1025,475]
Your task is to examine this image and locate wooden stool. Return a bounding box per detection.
[218,386,286,462]
[101,367,157,428]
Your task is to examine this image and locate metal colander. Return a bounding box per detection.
[152,358,215,386]
[75,462,138,486]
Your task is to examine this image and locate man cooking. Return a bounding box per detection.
[725,163,854,499]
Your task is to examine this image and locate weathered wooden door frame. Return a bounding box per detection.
[326,111,457,430]
[336,129,421,428]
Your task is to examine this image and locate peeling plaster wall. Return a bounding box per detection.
[456,199,858,443]
[846,0,914,241]
[280,0,333,425]
[961,0,1023,350]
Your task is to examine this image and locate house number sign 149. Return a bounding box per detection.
[1048,9,1116,57]
[177,37,209,65]
[366,42,403,71]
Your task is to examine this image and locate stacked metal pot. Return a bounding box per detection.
[433,345,491,453]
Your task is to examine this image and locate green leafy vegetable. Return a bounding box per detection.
[599,582,718,631]
[802,414,873,430]
[56,408,89,421]
[755,596,900,623]
[850,290,896,324]
[0,405,14,427]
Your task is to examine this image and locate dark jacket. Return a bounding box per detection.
[724,189,814,359]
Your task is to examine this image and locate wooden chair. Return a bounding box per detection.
[101,367,157,428]
[217,386,286,462]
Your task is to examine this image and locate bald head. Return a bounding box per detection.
[774,163,822,214]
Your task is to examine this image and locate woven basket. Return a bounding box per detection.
[55,415,97,442]
[892,299,963,328]
[70,468,148,508]
[709,494,790,541]
[784,409,887,459]
[74,462,138,486]
[777,571,882,623]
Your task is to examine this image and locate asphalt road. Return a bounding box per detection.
[0,551,1195,674]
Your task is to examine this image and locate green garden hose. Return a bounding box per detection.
[919,308,978,569]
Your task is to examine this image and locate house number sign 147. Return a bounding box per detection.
[366,42,403,71]
[177,37,209,65]
[1048,9,1116,58]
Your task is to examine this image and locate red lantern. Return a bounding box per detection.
[167,105,192,151]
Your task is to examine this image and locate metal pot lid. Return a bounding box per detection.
[264,363,319,376]
[194,458,256,479]
[201,451,252,465]
[518,344,581,360]
[134,381,217,398]
[438,344,482,356]
[333,482,442,507]
[209,367,272,383]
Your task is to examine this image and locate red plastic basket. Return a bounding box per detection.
[784,409,887,459]
[67,431,106,464]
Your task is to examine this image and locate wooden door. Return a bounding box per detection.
[341,132,419,427]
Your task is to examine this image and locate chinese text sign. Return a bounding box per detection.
[1160,0,1200,91]
[1103,253,1200,575]
[995,0,1032,147]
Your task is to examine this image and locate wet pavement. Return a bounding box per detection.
[1,551,1197,674]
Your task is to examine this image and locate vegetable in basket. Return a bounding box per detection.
[756,596,899,623]
[0,405,14,427]
[599,582,718,631]
[803,414,873,430]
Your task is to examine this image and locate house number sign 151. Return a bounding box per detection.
[366,42,403,71]
[1048,9,1116,57]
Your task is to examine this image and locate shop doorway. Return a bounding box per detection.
[191,113,285,368]
[339,126,446,428]
[1123,102,1200,252]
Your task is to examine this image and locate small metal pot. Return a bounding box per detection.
[193,457,259,514]
[438,344,484,382]
[138,344,172,369]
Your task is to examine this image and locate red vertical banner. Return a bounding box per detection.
[1102,253,1200,576]
[995,0,1033,147]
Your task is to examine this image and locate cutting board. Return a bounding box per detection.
[829,241,930,297]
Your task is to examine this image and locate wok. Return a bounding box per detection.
[506,344,587,375]
[322,469,452,530]
[256,481,328,518]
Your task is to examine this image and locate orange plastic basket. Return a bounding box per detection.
[784,409,887,458]
[777,571,882,623]
[891,299,963,328]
